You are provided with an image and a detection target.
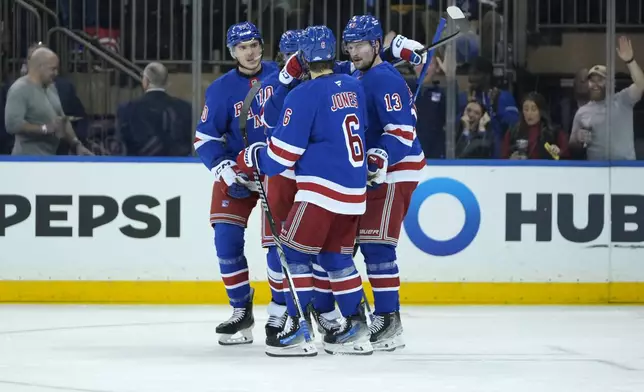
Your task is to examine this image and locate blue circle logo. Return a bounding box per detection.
[404,177,481,256]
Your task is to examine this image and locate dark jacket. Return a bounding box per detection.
[117,90,193,156]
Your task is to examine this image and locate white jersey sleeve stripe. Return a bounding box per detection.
[270,136,306,155]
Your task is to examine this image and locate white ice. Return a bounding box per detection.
[1,305,643,392]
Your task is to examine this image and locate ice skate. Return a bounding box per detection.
[369,311,405,352]
[323,303,373,355]
[265,315,317,357]
[216,288,255,345]
[308,303,342,334]
[265,302,288,344]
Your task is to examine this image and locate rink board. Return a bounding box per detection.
[1,158,643,304]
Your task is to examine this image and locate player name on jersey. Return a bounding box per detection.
[330,91,359,112]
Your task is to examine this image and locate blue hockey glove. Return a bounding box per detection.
[366,148,389,189]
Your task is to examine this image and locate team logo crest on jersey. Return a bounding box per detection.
[222,200,230,208]
[321,41,326,49]
[200,105,208,122]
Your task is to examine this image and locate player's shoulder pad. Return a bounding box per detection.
[205,68,238,92]
[364,63,410,96]
[262,61,280,73]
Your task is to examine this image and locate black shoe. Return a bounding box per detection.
[216,288,254,345]
[265,315,317,357]
[369,311,405,351]
[323,303,373,355]
[309,304,342,334]
[265,302,287,344]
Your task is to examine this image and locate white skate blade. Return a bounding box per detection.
[218,325,254,346]
[372,334,405,352]
[265,342,318,357]
[323,339,374,356]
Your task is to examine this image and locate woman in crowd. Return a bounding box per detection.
[502,92,569,160]
[456,99,495,158]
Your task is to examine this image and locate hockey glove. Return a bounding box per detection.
[279,52,305,86]
[212,158,256,199]
[366,148,389,189]
[389,35,425,66]
[236,141,267,174]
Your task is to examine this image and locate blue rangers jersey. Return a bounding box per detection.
[354,61,426,183]
[194,61,279,171]
[256,73,368,215]
[261,61,354,132]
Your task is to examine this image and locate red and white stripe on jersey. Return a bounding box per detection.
[294,175,366,215]
[312,263,332,293]
[383,123,415,147]
[194,130,224,150]
[267,267,286,293]
[221,268,249,290]
[329,271,363,296]
[368,273,401,292]
[279,167,296,179]
[387,152,425,183]
[267,136,305,168]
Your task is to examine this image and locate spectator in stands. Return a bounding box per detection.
[459,56,518,157]
[117,62,192,156]
[456,100,495,158]
[1,42,90,155]
[557,68,590,134]
[570,36,644,160]
[4,47,92,155]
[502,92,569,160]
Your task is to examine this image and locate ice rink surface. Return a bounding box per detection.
[0,305,643,392]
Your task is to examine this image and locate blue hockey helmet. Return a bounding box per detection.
[299,25,336,63]
[279,29,303,54]
[226,22,263,49]
[342,15,383,46]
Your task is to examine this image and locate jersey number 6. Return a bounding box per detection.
[342,114,364,168]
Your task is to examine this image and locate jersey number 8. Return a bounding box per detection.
[342,114,364,168]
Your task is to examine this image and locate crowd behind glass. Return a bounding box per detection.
[1,0,642,161]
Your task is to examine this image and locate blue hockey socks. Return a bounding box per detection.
[281,245,314,317]
[215,223,251,307]
[361,243,400,314]
[312,258,335,314]
[266,246,286,305]
[318,252,364,318]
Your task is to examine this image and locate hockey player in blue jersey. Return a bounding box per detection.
[342,15,427,352]
[237,25,372,357]
[194,21,279,346]
[259,29,344,339]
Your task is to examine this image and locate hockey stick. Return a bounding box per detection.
[414,17,447,102]
[394,6,468,68]
[239,81,315,345]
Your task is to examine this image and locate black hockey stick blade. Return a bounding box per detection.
[239,81,263,147]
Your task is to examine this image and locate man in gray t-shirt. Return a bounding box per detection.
[4,47,91,156]
[570,36,644,160]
